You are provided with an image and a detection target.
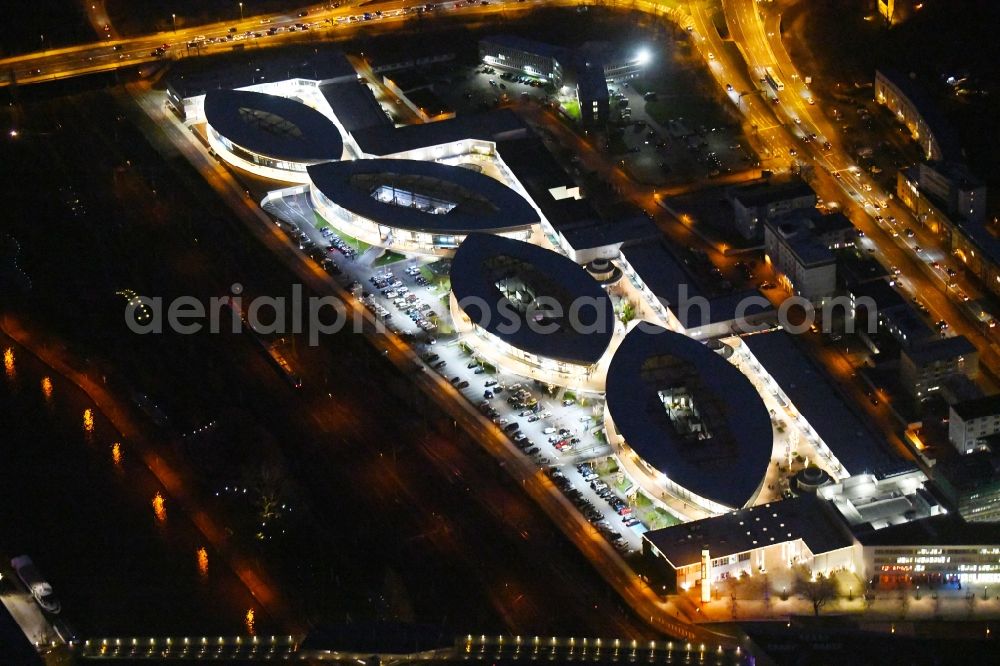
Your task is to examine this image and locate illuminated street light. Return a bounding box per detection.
[239,2,244,20]
[172,13,177,32]
[635,48,652,66]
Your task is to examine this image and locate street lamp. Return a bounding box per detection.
[239,2,244,20]
[172,13,177,32]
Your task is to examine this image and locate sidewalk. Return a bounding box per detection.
[678,575,1000,623]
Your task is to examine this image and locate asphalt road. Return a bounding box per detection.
[0,0,549,87]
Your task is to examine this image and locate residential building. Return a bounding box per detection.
[900,335,979,400]
[897,161,986,224]
[874,69,961,162]
[895,162,1000,301]
[949,395,1000,454]
[847,279,934,349]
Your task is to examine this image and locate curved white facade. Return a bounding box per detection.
[206,127,316,184]
[310,186,534,258]
[448,292,617,392]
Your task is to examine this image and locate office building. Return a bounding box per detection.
[729,178,817,240]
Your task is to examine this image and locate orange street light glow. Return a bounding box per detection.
[111,442,122,466]
[152,492,167,522]
[197,547,209,578]
[83,408,95,434]
[41,376,53,400]
[3,348,14,377]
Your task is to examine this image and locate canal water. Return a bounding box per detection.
[0,333,264,637]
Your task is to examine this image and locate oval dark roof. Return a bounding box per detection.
[204,89,343,164]
[450,234,615,365]
[605,326,773,509]
[307,159,539,234]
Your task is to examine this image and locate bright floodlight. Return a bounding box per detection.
[636,48,652,66]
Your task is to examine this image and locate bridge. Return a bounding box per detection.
[71,633,745,662]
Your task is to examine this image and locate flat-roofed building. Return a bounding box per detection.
[166,47,359,121]
[478,36,647,128]
[604,326,775,516]
[859,515,1000,585]
[817,470,942,532]
[449,233,618,390]
[642,494,857,595]
[763,215,837,304]
[895,161,1000,301]
[619,241,773,337]
[382,70,455,123]
[308,159,538,256]
[203,89,345,182]
[931,452,1000,523]
[898,161,986,224]
[875,69,961,162]
[900,335,979,400]
[729,178,817,240]
[479,35,565,84]
[949,394,1000,455]
[739,329,911,479]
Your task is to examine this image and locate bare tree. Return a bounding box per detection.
[245,462,289,522]
[797,570,837,616]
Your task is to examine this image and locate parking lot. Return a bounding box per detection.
[263,191,664,552]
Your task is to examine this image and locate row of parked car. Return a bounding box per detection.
[391,292,438,333]
[321,227,358,260]
[505,384,538,410]
[403,264,433,288]
[549,466,631,554]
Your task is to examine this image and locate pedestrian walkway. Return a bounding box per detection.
[681,574,1000,623]
[358,245,384,267]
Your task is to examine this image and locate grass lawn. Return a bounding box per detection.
[313,213,373,253]
[596,457,619,476]
[420,264,452,292]
[374,250,407,267]
[613,476,633,495]
[631,78,655,95]
[560,99,581,121]
[644,99,675,127]
[644,508,681,531]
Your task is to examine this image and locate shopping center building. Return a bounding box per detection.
[203,89,346,183]
[643,467,1000,595]
[603,325,776,518]
[308,159,539,256]
[449,233,619,390]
